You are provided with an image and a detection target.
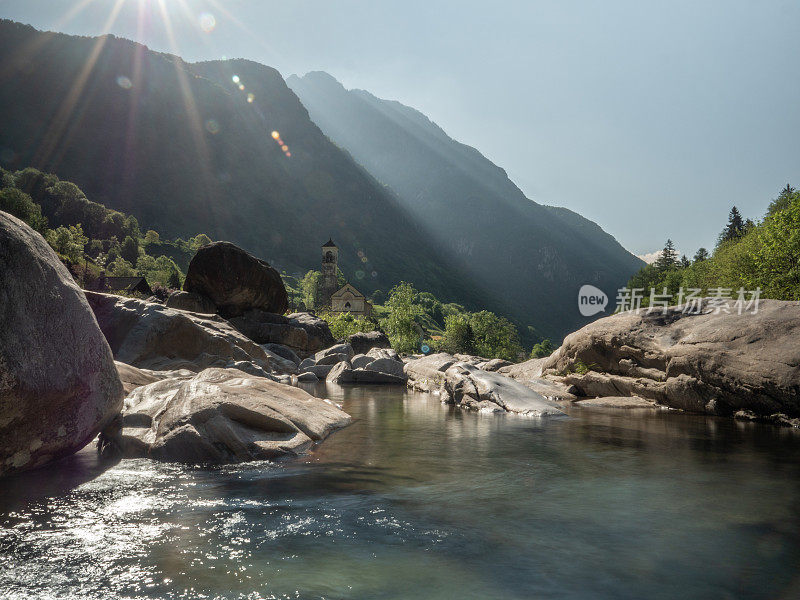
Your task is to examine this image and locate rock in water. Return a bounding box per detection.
[119,368,351,462]
[542,300,800,416]
[86,291,276,373]
[183,241,288,317]
[228,310,335,357]
[0,212,124,476]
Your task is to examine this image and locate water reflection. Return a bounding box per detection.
[2,384,800,599]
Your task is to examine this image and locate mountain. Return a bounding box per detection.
[288,72,644,339]
[0,20,489,315]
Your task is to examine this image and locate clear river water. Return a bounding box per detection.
[1,384,800,600]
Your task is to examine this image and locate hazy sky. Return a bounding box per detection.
[1,0,798,257]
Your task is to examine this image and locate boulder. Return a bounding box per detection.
[263,343,301,366]
[183,241,288,317]
[316,343,355,363]
[542,300,800,417]
[85,292,272,373]
[116,361,193,395]
[366,357,406,380]
[164,290,217,314]
[480,358,514,372]
[404,353,458,392]
[299,358,316,370]
[326,361,354,384]
[351,354,373,369]
[443,363,565,417]
[350,369,406,384]
[367,347,400,362]
[0,212,124,476]
[348,331,391,355]
[260,347,299,375]
[317,353,350,366]
[228,310,335,357]
[301,364,335,378]
[574,396,659,409]
[118,368,350,462]
[295,372,319,383]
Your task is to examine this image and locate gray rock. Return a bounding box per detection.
[183,241,287,317]
[347,331,391,355]
[259,348,298,375]
[367,347,400,362]
[85,291,272,373]
[299,358,316,370]
[443,363,565,417]
[0,212,124,476]
[295,372,319,383]
[118,368,350,461]
[351,369,407,384]
[317,352,350,366]
[480,358,514,372]
[226,360,273,379]
[263,343,301,366]
[326,361,354,384]
[229,310,335,357]
[542,300,800,417]
[316,343,355,363]
[404,353,458,392]
[351,354,373,369]
[574,396,659,409]
[301,364,335,378]
[164,290,217,314]
[366,357,406,380]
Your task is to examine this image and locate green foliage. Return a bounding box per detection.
[136,254,184,288]
[0,187,48,232]
[469,310,523,361]
[144,230,160,244]
[625,185,800,304]
[45,225,87,262]
[121,236,140,264]
[440,313,475,355]
[300,270,322,309]
[530,339,554,359]
[653,239,678,271]
[107,256,136,277]
[380,282,425,354]
[319,311,378,340]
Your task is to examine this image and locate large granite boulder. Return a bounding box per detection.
[228,310,335,357]
[404,353,458,392]
[118,368,351,462]
[183,241,288,317]
[442,363,565,416]
[85,292,283,374]
[0,212,124,476]
[540,300,800,417]
[347,331,391,355]
[165,290,217,314]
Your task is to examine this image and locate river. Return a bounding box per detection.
[2,384,799,599]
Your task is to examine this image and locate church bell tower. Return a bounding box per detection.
[320,238,339,307]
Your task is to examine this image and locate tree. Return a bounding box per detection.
[718,206,745,245]
[440,313,475,355]
[300,270,322,309]
[693,247,709,262]
[120,236,140,264]
[370,289,385,304]
[653,239,678,271]
[0,188,48,232]
[107,256,136,277]
[531,339,554,358]
[189,233,212,251]
[45,225,87,262]
[768,184,796,216]
[380,282,424,354]
[469,310,523,361]
[680,254,691,268]
[144,230,160,244]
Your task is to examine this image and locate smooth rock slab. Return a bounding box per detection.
[119,368,350,462]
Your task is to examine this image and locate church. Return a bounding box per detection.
[319,239,373,317]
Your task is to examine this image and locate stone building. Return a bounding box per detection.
[318,238,373,317]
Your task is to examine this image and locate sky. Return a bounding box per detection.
[1,0,798,258]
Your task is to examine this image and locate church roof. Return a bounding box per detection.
[322,238,337,248]
[331,283,365,299]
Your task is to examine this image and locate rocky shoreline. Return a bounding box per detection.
[2,211,798,478]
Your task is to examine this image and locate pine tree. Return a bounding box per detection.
[693,247,709,262]
[654,239,678,271]
[719,206,745,245]
[680,255,691,268]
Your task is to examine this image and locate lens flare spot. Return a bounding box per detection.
[116,75,132,89]
[271,131,280,140]
[361,256,368,263]
[355,270,365,280]
[205,119,220,134]
[232,75,240,84]
[371,271,378,278]
[199,13,216,33]
[238,84,245,91]
[247,93,255,103]
[285,152,291,157]
[281,145,289,152]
